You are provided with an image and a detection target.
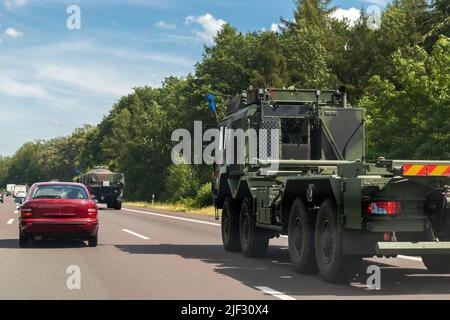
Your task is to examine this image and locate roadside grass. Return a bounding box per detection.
[124,201,217,217]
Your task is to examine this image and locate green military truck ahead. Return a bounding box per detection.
[81,166,124,210]
[212,88,450,283]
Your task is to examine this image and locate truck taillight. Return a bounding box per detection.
[88,208,98,217]
[367,202,401,216]
[21,208,32,218]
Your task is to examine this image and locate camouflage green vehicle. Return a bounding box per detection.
[81,166,124,210]
[212,88,450,283]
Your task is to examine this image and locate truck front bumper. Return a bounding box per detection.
[376,241,450,255]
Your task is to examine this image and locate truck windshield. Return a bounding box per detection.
[32,185,88,200]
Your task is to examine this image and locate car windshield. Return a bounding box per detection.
[32,185,88,200]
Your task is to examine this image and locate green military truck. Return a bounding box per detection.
[81,166,124,210]
[212,88,450,283]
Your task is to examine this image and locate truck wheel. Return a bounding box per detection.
[239,198,269,258]
[107,202,113,209]
[315,199,361,283]
[221,199,241,252]
[114,200,122,210]
[288,199,317,274]
[421,255,450,273]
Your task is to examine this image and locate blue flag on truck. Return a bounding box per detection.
[207,94,217,113]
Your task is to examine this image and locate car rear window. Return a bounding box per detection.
[32,185,88,200]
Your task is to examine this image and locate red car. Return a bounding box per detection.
[19,182,99,247]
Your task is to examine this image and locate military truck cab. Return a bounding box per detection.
[213,88,450,283]
[81,166,124,210]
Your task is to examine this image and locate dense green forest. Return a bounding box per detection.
[0,0,449,205]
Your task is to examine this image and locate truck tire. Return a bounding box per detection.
[239,198,269,258]
[114,200,122,210]
[107,202,113,209]
[288,199,318,274]
[421,255,450,273]
[221,199,241,252]
[315,199,361,283]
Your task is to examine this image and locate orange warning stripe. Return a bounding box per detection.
[403,164,427,176]
[428,165,450,176]
[403,164,450,176]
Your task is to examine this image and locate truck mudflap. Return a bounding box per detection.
[376,241,450,255]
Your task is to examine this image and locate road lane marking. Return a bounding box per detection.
[121,229,149,240]
[255,286,295,300]
[398,255,422,262]
[7,218,14,225]
[14,210,18,214]
[123,208,221,227]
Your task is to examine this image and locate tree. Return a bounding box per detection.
[281,0,337,88]
[359,36,450,160]
[164,157,200,203]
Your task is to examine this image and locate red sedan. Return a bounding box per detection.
[19,182,99,247]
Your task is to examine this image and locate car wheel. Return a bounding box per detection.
[19,234,29,248]
[88,235,98,247]
[114,200,122,210]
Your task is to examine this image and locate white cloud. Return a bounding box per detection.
[271,23,280,33]
[5,27,23,38]
[185,13,226,44]
[4,0,26,10]
[155,21,177,30]
[331,8,361,26]
[0,74,50,99]
[0,36,195,155]
[37,64,136,97]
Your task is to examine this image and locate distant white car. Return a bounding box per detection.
[15,191,27,198]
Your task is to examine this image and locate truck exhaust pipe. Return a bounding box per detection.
[339,86,347,108]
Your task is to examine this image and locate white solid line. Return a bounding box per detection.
[121,229,150,240]
[398,255,423,262]
[255,286,296,301]
[7,218,14,225]
[123,208,221,227]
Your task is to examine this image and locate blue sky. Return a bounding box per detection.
[0,0,389,156]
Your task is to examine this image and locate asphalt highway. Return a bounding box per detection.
[0,197,449,300]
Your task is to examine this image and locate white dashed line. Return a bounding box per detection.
[123,208,221,227]
[7,218,14,225]
[255,286,296,300]
[121,229,149,240]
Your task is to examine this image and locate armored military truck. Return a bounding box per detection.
[212,88,450,283]
[81,166,124,210]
